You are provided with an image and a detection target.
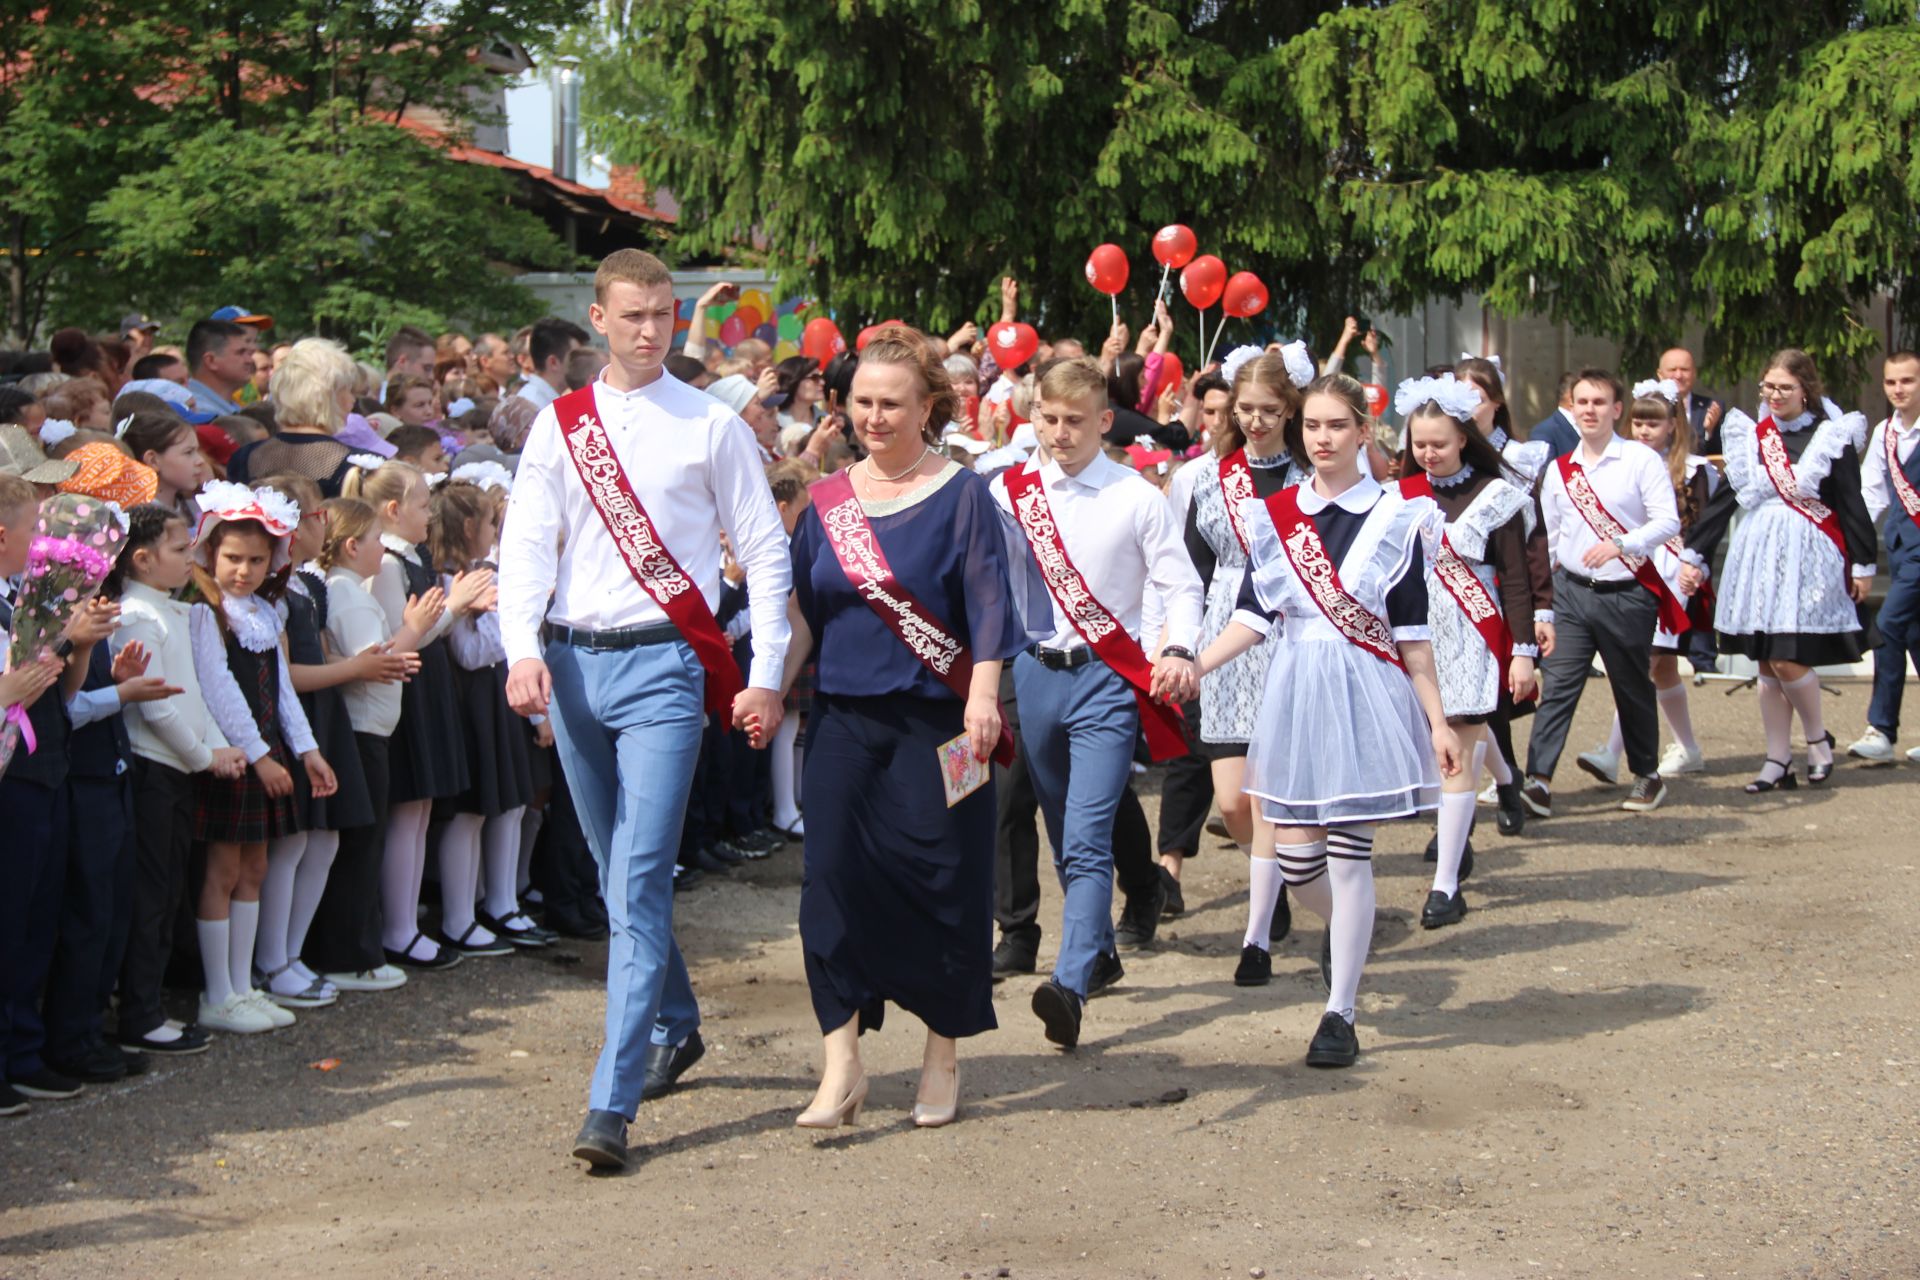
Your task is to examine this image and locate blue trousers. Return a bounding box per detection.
[546,640,705,1119]
[1868,554,1920,737]
[1012,653,1138,997]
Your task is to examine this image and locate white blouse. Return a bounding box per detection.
[189,596,317,764]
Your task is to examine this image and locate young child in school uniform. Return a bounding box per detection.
[188,481,338,1033]
[109,503,247,1057]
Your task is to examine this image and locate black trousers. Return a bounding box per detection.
[1156,699,1213,858]
[44,773,133,1060]
[306,734,390,975]
[532,763,607,933]
[994,730,1155,943]
[1526,573,1661,780]
[117,759,195,1038]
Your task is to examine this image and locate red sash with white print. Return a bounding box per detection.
[553,386,742,714]
[1555,455,1691,636]
[1263,486,1406,671]
[1885,419,1920,536]
[1398,473,1513,670]
[1216,449,1256,554]
[1755,416,1849,580]
[810,469,1013,765]
[1003,463,1187,761]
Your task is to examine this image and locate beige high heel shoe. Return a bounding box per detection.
[795,1073,868,1129]
[911,1065,960,1128]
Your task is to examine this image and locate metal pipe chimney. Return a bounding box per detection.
[552,56,581,181]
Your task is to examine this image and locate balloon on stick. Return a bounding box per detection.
[1208,271,1270,365]
[1151,224,1198,304]
[1085,243,1129,324]
[1180,254,1226,371]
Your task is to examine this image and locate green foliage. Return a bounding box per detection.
[583,0,1920,386]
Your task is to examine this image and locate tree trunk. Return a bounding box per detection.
[6,215,26,347]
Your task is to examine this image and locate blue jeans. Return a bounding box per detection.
[1012,653,1138,998]
[546,639,706,1119]
[1868,555,1920,738]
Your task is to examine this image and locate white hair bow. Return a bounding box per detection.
[113,414,134,440]
[345,453,386,472]
[1220,345,1264,386]
[1460,351,1503,374]
[446,397,476,419]
[1631,378,1681,405]
[1278,340,1314,389]
[38,418,76,448]
[1394,374,1484,423]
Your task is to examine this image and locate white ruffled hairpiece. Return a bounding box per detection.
[1460,351,1503,375]
[1220,345,1264,386]
[449,460,512,493]
[1278,340,1314,389]
[345,452,386,472]
[113,414,134,440]
[1395,373,1484,423]
[38,418,76,448]
[446,397,476,419]
[1631,377,1681,405]
[425,470,448,488]
[192,479,298,569]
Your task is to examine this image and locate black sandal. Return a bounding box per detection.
[1745,760,1798,794]
[1807,731,1837,785]
[385,931,461,971]
[443,921,513,957]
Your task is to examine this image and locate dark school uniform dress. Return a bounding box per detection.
[790,464,1023,1039]
[384,543,469,804]
[284,571,373,831]
[446,584,534,818]
[194,618,305,844]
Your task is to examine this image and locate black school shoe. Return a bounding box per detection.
[1305,1011,1360,1068]
[640,1030,705,1102]
[1270,890,1292,943]
[1114,877,1166,951]
[1086,950,1125,998]
[991,933,1038,981]
[45,1039,130,1084]
[1030,980,1082,1050]
[481,911,559,949]
[1158,864,1185,917]
[0,1083,27,1117]
[1233,944,1272,987]
[117,1024,211,1057]
[1495,782,1527,835]
[1421,889,1468,929]
[572,1109,630,1171]
[11,1067,82,1100]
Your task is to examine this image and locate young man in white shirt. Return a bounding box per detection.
[990,358,1202,1050]
[1523,368,1682,815]
[512,317,589,413]
[498,249,790,1171]
[1849,351,1920,762]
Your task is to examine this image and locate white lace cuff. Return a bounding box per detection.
[1852,564,1878,580]
[1391,625,1431,643]
[1533,610,1555,625]
[1678,547,1708,573]
[1512,643,1539,659]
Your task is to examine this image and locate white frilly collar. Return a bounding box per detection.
[221,594,281,653]
[1776,411,1815,433]
[380,532,422,563]
[1428,464,1476,490]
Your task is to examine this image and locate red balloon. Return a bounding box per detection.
[800,316,846,368]
[1363,383,1389,418]
[987,321,1040,370]
[1151,224,1198,269]
[1159,353,1185,396]
[1220,271,1270,319]
[1085,243,1130,296]
[854,319,906,352]
[1180,255,1226,309]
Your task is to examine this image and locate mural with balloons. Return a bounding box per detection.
[671,286,844,366]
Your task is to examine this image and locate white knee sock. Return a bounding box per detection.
[228,900,260,997]
[256,834,306,976]
[1657,685,1698,753]
[382,800,432,953]
[1756,676,1793,777]
[483,806,527,919]
[197,917,234,1006]
[1276,838,1333,921]
[1242,857,1284,950]
[517,805,543,895]
[1779,672,1829,759]
[1606,713,1624,758]
[1432,790,1476,896]
[1325,827,1377,1023]
[439,812,487,941]
[1484,743,1513,785]
[288,830,338,961]
[770,713,802,828]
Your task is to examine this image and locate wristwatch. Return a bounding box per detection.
[1161,645,1195,662]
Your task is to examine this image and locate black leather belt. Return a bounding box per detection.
[1558,570,1640,594]
[542,621,683,650]
[1027,644,1096,670]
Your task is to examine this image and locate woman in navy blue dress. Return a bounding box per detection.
[782,326,1023,1131]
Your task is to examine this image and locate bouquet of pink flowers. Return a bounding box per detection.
[0,493,124,780]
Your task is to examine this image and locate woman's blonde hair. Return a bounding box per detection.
[316,497,377,571]
[1629,392,1699,527]
[271,337,358,433]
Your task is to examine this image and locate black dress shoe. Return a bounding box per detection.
[639,1030,705,1102]
[1030,980,1082,1049]
[1269,889,1292,943]
[1233,943,1272,987]
[480,911,559,948]
[1158,865,1185,917]
[1114,877,1166,951]
[1423,832,1439,862]
[688,846,740,874]
[1421,888,1468,929]
[991,933,1038,981]
[1304,1010,1360,1068]
[45,1040,127,1084]
[1521,777,1552,818]
[118,1024,211,1056]
[1459,840,1475,882]
[572,1109,629,1171]
[11,1067,82,1100]
[1205,817,1230,840]
[0,1082,27,1117]
[1318,931,1332,992]
[1086,950,1124,998]
[670,867,706,894]
[1494,782,1527,835]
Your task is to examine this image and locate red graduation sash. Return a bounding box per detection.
[1885,419,1920,537]
[810,470,1014,765]
[1398,473,1514,671]
[1003,464,1188,762]
[1263,485,1406,671]
[1555,455,1691,636]
[1216,448,1256,554]
[1755,416,1850,583]
[552,385,743,715]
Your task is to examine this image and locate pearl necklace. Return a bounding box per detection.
[864,446,934,484]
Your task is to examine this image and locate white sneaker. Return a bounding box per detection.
[1476,780,1499,805]
[1849,726,1895,761]
[1659,742,1706,775]
[1575,747,1622,786]
[1907,745,1920,765]
[241,989,297,1028]
[199,993,275,1034]
[325,966,408,992]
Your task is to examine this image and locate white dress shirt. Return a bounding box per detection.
[990,452,1204,653]
[497,371,793,688]
[1537,434,1681,581]
[189,598,317,762]
[326,569,404,737]
[1862,412,1920,524]
[113,582,231,773]
[513,375,561,413]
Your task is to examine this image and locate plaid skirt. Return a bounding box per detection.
[785,663,817,716]
[195,734,304,844]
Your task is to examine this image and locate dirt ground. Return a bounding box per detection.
[3,677,1917,1279]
